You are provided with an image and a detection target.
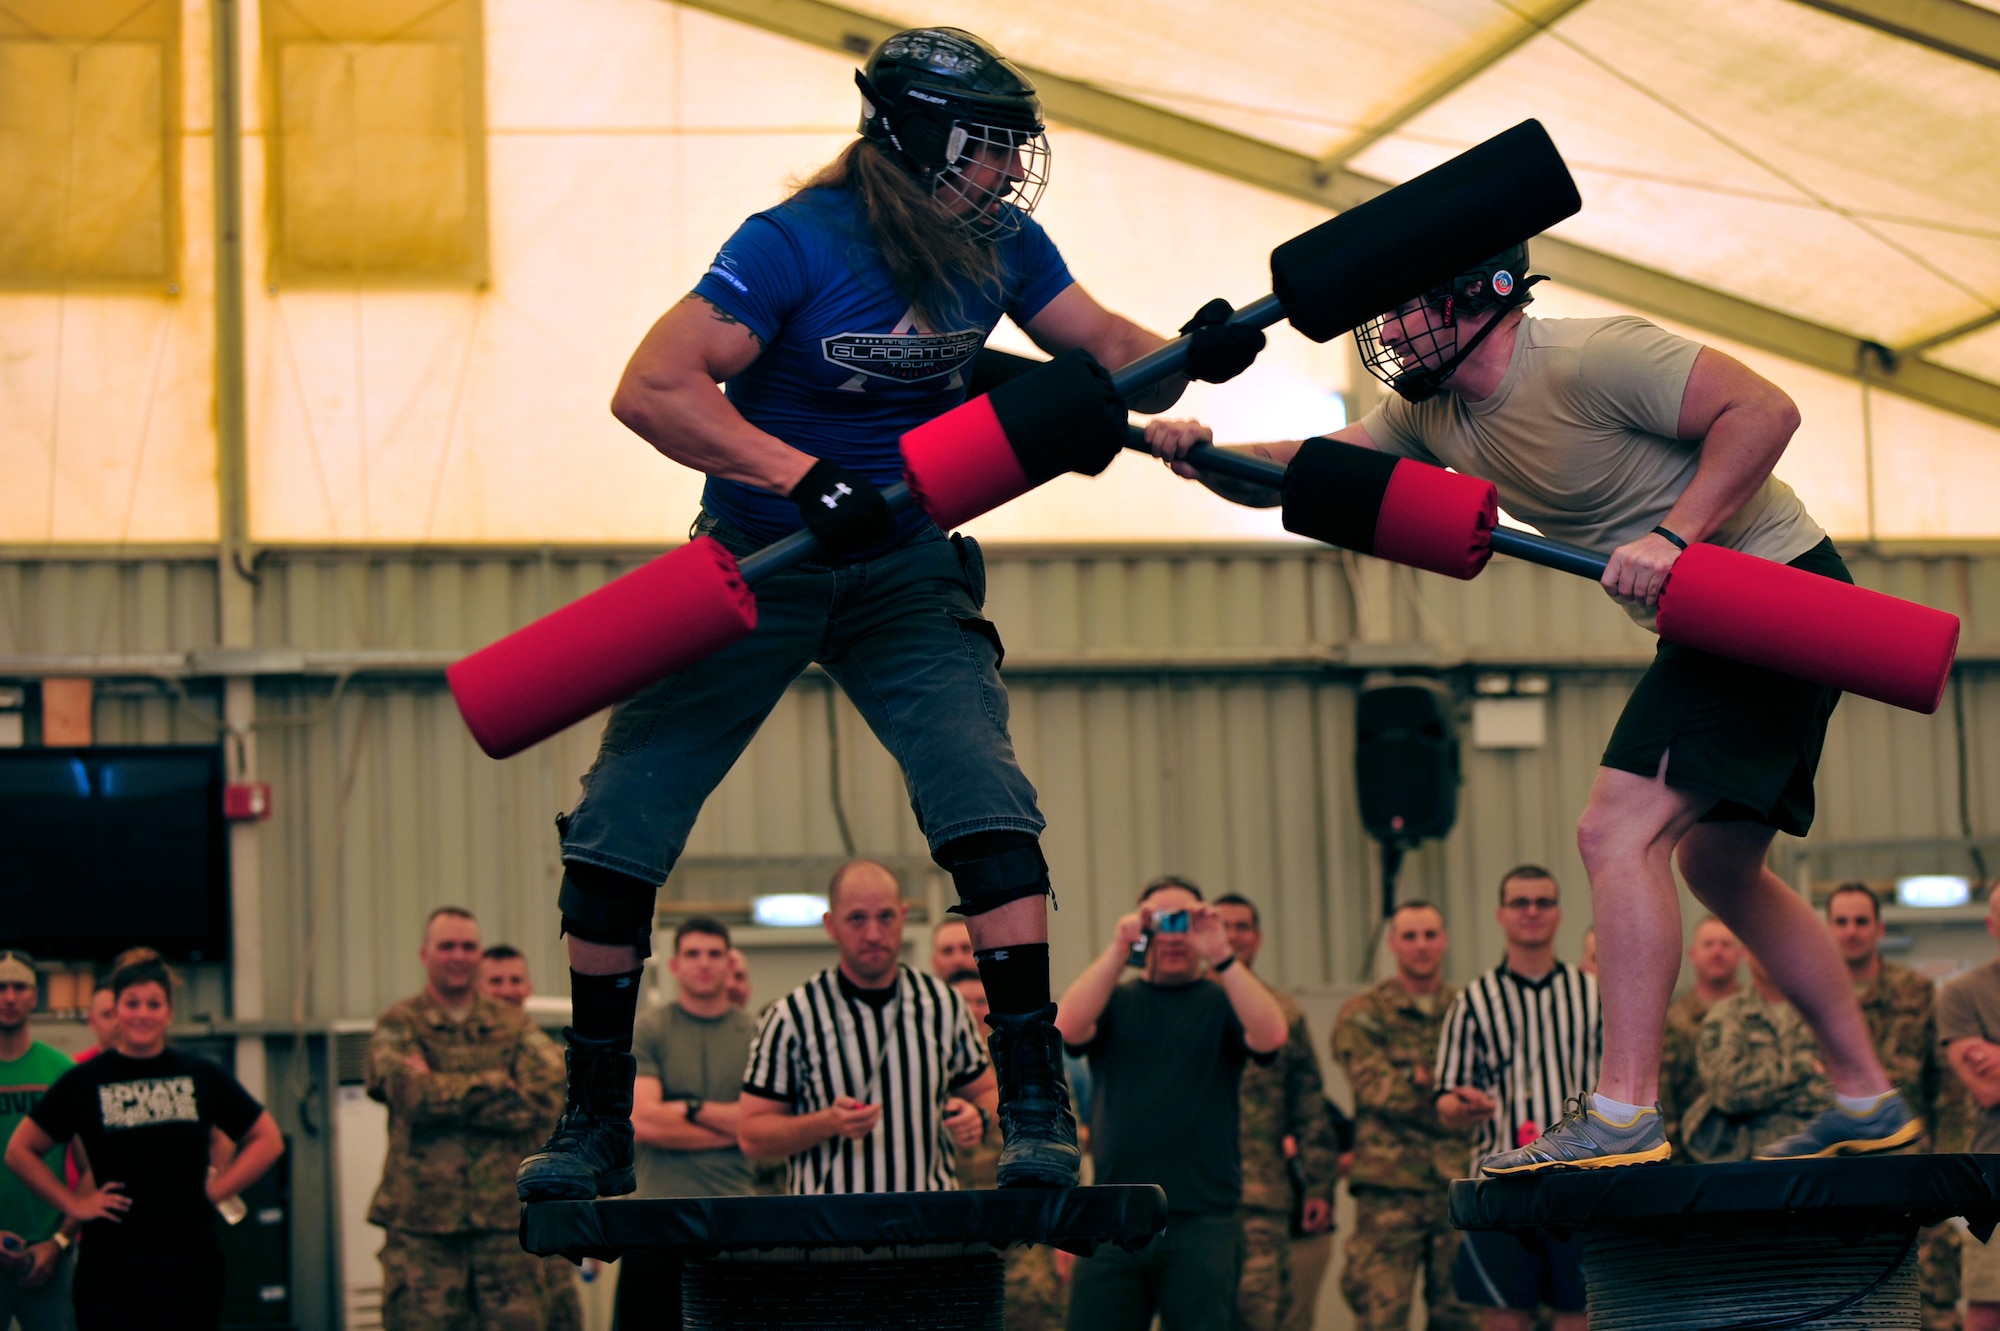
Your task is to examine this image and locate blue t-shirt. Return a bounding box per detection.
[691,188,1074,547]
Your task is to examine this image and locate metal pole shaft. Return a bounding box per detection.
[1145,438,1617,581]
[736,294,1291,586]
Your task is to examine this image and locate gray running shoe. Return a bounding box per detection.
[1479,1094,1671,1177]
[1753,1089,1922,1160]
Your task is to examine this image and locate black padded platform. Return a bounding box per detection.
[522,1185,1168,1262]
[1450,1153,2000,1240]
[1451,1156,2000,1331]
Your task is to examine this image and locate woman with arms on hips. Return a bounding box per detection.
[5,955,284,1331]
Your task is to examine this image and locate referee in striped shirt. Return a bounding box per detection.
[1434,865,1600,1331]
[739,860,996,1194]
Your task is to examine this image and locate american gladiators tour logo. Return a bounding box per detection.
[823,307,983,391]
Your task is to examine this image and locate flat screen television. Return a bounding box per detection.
[0,746,229,961]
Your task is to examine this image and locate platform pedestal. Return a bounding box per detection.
[1450,1155,2000,1331]
[523,1187,1166,1331]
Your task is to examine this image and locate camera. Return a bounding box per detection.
[1151,909,1190,934]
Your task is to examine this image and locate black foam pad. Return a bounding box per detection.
[521,1185,1170,1260]
[967,347,1045,397]
[1271,120,1583,343]
[988,349,1128,483]
[1450,1154,2000,1242]
[1279,435,1398,552]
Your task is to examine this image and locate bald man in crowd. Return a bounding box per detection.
[1660,916,1744,1150]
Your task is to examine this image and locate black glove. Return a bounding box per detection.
[789,458,895,557]
[1179,297,1266,384]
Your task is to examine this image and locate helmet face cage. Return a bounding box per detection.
[1356,295,1462,403]
[931,122,1050,243]
[1355,249,1537,402]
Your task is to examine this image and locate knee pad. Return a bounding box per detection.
[935,830,1051,917]
[558,862,658,955]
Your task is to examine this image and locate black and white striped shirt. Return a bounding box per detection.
[742,964,989,1195]
[1434,959,1601,1170]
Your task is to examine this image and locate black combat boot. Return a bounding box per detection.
[516,1028,637,1202]
[985,1002,1080,1188]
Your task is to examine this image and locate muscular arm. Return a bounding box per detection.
[1219,965,1290,1055]
[1600,347,1803,605]
[1947,1039,2000,1110]
[1022,284,1184,413]
[1054,936,1133,1048]
[1657,348,1802,545]
[1155,421,1380,507]
[736,1090,839,1162]
[632,1076,737,1151]
[609,295,818,494]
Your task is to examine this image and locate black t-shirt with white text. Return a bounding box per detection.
[30,1047,262,1255]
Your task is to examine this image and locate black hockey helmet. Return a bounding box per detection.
[1356,243,1544,402]
[856,28,1050,242]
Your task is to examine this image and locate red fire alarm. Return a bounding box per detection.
[223,781,272,822]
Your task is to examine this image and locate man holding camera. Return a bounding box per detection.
[1056,877,1289,1331]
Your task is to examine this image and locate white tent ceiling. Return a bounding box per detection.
[1,0,1995,545]
[720,0,2000,424]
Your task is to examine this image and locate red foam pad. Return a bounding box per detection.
[1655,544,1960,714]
[900,395,1032,530]
[448,536,758,759]
[1374,460,1499,580]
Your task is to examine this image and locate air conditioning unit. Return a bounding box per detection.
[330,1023,388,1331]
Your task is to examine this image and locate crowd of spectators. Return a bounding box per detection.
[2,865,1991,1331]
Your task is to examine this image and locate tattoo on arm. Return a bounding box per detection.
[683,293,764,350]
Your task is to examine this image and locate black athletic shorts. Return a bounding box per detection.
[1600,537,1848,838]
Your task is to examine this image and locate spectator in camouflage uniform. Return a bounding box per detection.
[479,943,587,1331]
[1216,895,1341,1331]
[1660,916,1744,1154]
[368,908,567,1331]
[1826,884,1959,1331]
[1681,952,1828,1163]
[1332,901,1478,1331]
[948,970,1066,1331]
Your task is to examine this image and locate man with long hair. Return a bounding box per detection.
[518,27,1261,1203]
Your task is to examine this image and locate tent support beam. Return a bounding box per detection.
[673,0,2000,431]
[1312,0,1596,177]
[1786,0,2000,73]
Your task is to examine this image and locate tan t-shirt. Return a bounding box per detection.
[1361,315,1825,627]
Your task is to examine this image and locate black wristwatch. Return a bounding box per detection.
[685,1097,705,1125]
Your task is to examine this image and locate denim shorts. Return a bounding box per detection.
[559,512,1045,884]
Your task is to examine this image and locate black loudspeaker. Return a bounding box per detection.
[1355,680,1460,844]
[219,1140,291,1329]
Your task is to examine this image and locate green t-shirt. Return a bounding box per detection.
[633,1002,758,1199]
[0,1042,73,1242]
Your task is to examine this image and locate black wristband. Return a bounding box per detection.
[1180,297,1266,385]
[790,458,895,557]
[1651,525,1688,550]
[1211,953,1238,974]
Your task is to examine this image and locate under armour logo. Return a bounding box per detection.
[821,483,852,509]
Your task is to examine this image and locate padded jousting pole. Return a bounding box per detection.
[1166,434,1961,715]
[450,121,1583,758]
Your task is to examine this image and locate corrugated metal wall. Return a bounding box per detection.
[2,545,1996,1018]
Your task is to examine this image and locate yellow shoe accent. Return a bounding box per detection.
[1482,1141,1672,1176]
[1752,1116,1923,1161]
